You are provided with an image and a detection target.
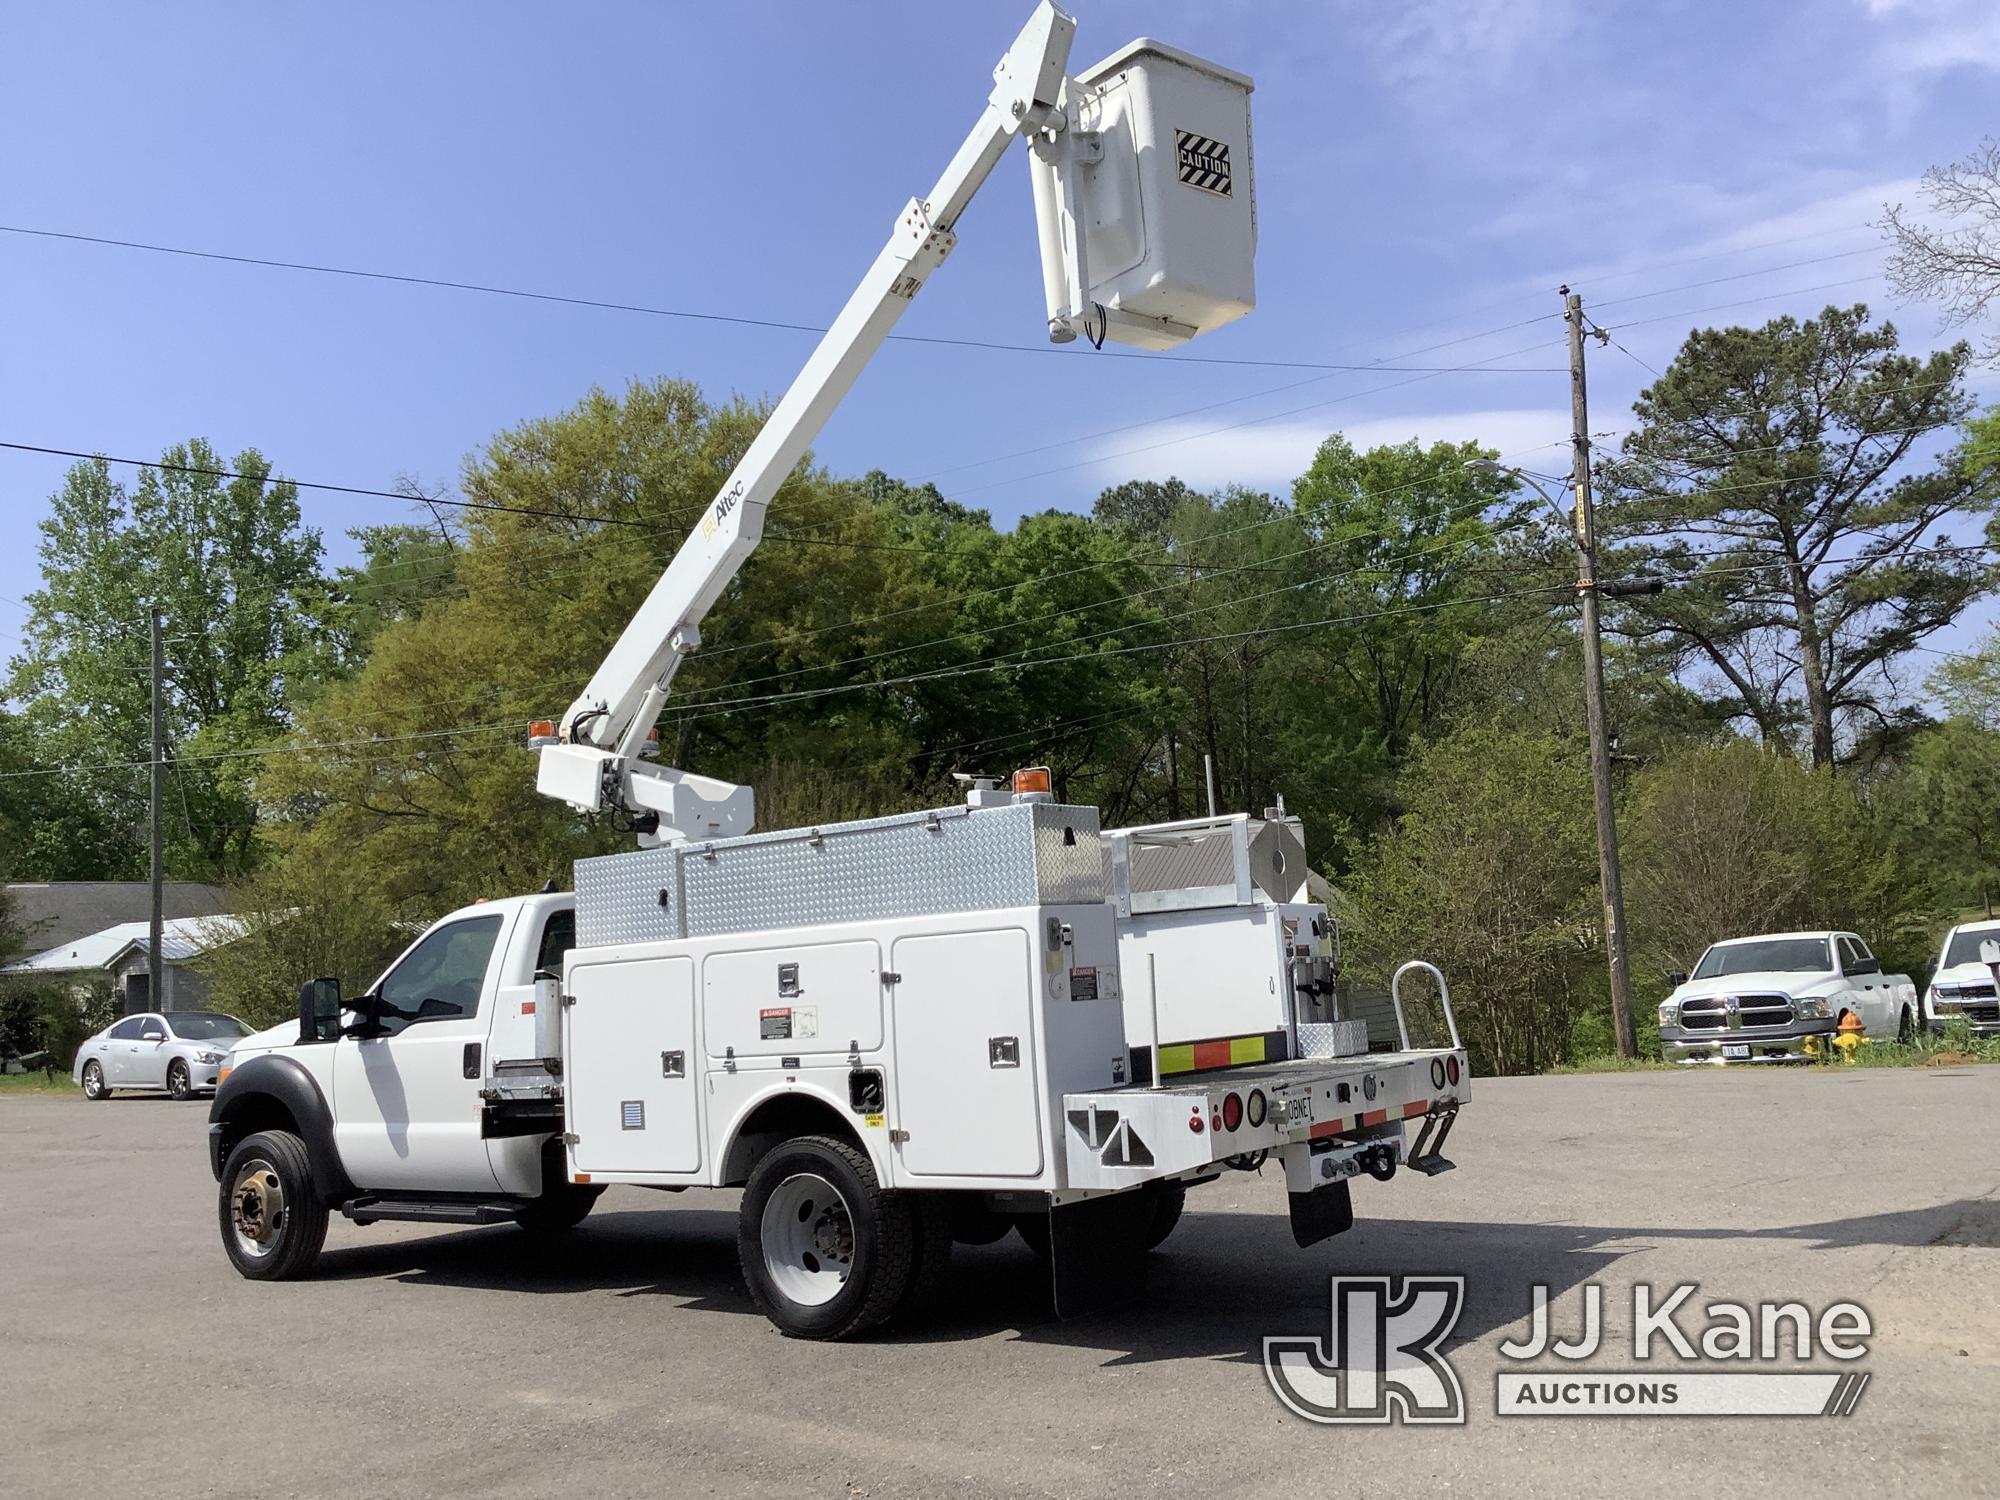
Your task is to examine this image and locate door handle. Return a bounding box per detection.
[462,1043,481,1079]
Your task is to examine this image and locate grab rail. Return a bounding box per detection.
[1390,960,1463,1053]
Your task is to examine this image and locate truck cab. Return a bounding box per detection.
[211,894,581,1237]
[1656,930,1917,1064]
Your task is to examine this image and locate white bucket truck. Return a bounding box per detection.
[208,4,1470,1339]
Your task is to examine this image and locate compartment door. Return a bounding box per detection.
[891,928,1042,1178]
[566,956,699,1175]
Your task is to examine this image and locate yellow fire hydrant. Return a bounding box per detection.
[1831,1011,1867,1064]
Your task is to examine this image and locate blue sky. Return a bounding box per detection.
[3,0,1997,668]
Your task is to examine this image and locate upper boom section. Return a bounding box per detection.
[536,3,1257,844]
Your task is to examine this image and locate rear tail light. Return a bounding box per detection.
[1221,1091,1243,1131]
[1446,1056,1461,1085]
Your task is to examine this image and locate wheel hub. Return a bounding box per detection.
[760,1172,856,1308]
[230,1162,286,1253]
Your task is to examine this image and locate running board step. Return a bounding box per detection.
[340,1196,526,1227]
[1406,1105,1459,1176]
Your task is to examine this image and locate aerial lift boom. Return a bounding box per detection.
[535,3,1080,843]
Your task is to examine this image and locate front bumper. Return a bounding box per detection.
[1927,1010,2000,1037]
[1660,1018,1835,1064]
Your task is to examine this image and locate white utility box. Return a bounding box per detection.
[1034,38,1256,350]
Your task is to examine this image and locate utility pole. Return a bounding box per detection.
[1566,290,1637,1059]
[148,606,164,1016]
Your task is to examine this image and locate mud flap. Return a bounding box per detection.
[1047,1196,1152,1318]
[1288,1178,1355,1249]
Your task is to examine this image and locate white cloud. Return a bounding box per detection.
[1077,409,1573,493]
[1856,0,2000,75]
[1341,0,1581,87]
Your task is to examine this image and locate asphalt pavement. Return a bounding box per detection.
[2,1068,1996,1499]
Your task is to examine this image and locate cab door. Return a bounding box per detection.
[132,1015,171,1087]
[331,914,506,1194]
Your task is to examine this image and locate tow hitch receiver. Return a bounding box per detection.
[1407,1105,1458,1176]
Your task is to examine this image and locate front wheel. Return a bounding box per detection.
[219,1130,329,1281]
[166,1060,192,1101]
[80,1060,108,1100]
[738,1135,914,1340]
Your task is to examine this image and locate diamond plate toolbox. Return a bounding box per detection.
[575,801,1106,949]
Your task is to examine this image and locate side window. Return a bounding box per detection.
[534,908,575,977]
[1838,937,1870,971]
[1850,937,1874,961]
[108,1018,146,1041]
[375,916,504,1035]
[137,1016,167,1040]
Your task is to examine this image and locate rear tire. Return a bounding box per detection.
[895,1194,954,1322]
[738,1134,913,1340]
[80,1060,108,1100]
[166,1060,192,1101]
[219,1130,329,1281]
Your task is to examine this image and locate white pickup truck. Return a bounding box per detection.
[1921,919,2000,1037]
[1656,930,1918,1064]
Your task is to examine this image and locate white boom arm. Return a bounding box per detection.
[536,2,1078,841]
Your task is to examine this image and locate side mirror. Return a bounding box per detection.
[1667,971,1688,988]
[141,1030,166,1043]
[1848,956,1881,976]
[297,976,342,1043]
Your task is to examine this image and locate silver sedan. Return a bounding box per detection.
[73,1011,251,1101]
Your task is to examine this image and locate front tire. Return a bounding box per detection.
[738,1135,914,1340]
[166,1060,192,1101]
[80,1060,108,1100]
[219,1130,329,1281]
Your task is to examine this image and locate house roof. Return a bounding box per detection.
[4,881,232,951]
[5,914,249,974]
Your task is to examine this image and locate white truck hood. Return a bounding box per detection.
[1669,970,1840,1004]
[1928,962,1998,991]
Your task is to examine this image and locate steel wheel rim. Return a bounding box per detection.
[760,1171,855,1308]
[229,1158,287,1259]
[82,1063,102,1098]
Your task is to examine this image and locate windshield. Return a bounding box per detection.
[1692,937,1831,979]
[165,1012,250,1041]
[1943,927,2000,968]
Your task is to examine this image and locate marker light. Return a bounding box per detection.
[1221,1092,1243,1132]
[1012,766,1052,794]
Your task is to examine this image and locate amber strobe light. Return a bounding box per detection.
[527,719,558,747]
[1011,765,1052,794]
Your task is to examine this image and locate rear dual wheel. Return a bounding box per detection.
[738,1135,924,1340]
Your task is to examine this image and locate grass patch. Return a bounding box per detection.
[1551,1053,1677,1073]
[0,1069,79,1095]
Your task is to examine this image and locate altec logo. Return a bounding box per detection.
[1264,1276,1467,1424]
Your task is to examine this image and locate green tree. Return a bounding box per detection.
[8,442,326,879]
[1625,740,1933,982]
[1892,720,2000,919]
[1347,725,1598,1073]
[1602,305,1986,767]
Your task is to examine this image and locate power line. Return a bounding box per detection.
[0,223,1563,377]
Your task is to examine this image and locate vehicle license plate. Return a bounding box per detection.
[1722,1043,1750,1060]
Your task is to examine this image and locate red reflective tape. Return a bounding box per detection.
[1402,1099,1429,1119]
[1191,1040,1233,1071]
[1309,1118,1346,1140]
[1359,1108,1388,1127]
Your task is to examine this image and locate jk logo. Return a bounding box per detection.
[1264,1276,1467,1424]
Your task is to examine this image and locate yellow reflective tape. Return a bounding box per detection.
[1157,1044,1196,1075]
[1229,1034,1267,1065]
